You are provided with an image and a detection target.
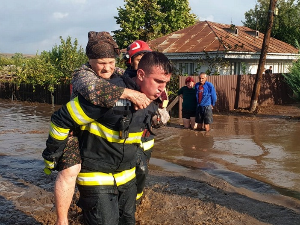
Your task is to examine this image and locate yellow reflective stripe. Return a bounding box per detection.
[81,122,143,144]
[77,172,115,185]
[114,167,136,186]
[49,122,69,141]
[76,167,136,186]
[44,159,55,169]
[162,99,169,108]
[66,97,94,125]
[136,191,143,200]
[141,139,154,151]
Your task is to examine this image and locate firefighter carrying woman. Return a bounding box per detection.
[42,31,173,225]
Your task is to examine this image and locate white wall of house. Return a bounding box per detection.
[170,57,295,76]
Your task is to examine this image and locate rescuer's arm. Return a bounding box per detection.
[71,66,150,109]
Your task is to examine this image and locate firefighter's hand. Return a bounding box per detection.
[122,89,151,110]
[43,159,56,175]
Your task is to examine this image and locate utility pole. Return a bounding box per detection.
[250,0,277,112]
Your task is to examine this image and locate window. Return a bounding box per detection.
[189,63,194,75]
[184,63,188,74]
[234,62,241,75]
[178,62,195,75]
[179,63,183,74]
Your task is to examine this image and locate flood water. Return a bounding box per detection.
[1,98,300,201]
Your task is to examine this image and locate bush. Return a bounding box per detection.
[283,58,300,101]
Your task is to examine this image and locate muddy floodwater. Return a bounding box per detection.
[152,115,300,200]
[0,98,300,224]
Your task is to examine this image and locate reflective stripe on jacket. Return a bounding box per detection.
[80,122,143,144]
[77,167,136,186]
[141,139,154,151]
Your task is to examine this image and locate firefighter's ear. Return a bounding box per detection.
[137,69,145,81]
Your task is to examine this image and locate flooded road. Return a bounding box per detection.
[0,98,300,207]
[151,114,300,200]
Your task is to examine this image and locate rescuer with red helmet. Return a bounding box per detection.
[125,40,152,70]
[123,41,170,205]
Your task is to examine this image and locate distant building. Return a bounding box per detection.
[148,21,299,75]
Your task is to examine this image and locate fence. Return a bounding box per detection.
[0,83,70,105]
[0,73,294,114]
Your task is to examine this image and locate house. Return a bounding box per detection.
[148,21,299,75]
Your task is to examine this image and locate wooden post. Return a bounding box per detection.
[250,0,277,112]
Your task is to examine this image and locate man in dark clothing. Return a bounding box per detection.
[124,40,155,202]
[265,66,273,74]
[43,51,173,225]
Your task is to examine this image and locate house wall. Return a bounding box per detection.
[172,58,293,76]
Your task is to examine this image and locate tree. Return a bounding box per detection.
[273,0,300,47]
[15,55,61,93]
[113,0,197,49]
[243,0,269,33]
[283,41,300,101]
[243,0,300,47]
[42,36,87,81]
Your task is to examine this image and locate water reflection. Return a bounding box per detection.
[0,99,59,158]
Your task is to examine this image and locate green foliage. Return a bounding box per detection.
[113,0,197,49]
[241,62,247,74]
[0,55,12,67]
[15,55,62,92]
[42,36,87,80]
[283,62,300,101]
[283,42,300,101]
[243,0,269,33]
[113,0,197,98]
[11,53,26,67]
[166,65,180,100]
[116,57,127,70]
[0,54,26,81]
[1,36,87,92]
[243,0,300,47]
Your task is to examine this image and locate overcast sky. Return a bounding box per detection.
[0,0,257,55]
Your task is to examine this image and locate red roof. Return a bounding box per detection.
[148,21,298,54]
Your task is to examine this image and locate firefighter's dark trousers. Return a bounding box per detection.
[77,179,137,225]
[136,148,149,198]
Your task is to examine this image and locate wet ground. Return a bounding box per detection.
[0,98,300,224]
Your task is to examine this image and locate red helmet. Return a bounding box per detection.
[125,40,152,64]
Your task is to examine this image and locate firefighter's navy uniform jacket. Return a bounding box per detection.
[43,74,158,189]
[43,74,158,224]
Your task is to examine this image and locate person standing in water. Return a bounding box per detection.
[178,76,197,129]
[195,72,217,132]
